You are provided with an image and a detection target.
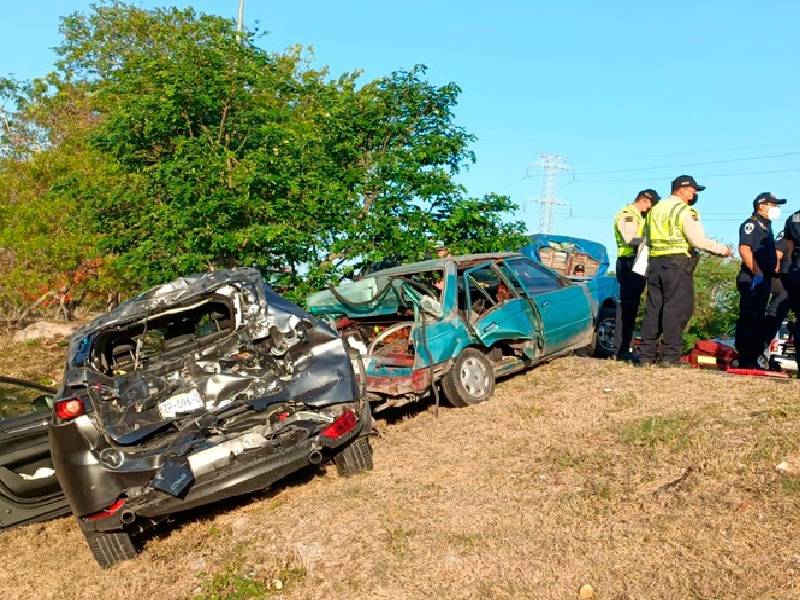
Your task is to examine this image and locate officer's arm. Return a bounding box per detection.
[681,211,731,256]
[739,244,759,275]
[617,215,641,245]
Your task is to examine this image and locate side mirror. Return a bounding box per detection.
[31,394,54,413]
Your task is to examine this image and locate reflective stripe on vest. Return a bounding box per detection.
[613,204,644,258]
[646,197,691,257]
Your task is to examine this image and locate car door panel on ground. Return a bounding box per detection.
[500,258,592,355]
[0,377,69,530]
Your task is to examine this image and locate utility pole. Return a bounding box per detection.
[236,0,245,34]
[531,153,571,234]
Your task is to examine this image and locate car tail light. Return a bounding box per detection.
[770,338,779,353]
[55,397,85,421]
[320,410,357,440]
[85,498,126,521]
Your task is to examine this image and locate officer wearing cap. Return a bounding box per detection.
[612,189,660,360]
[638,175,732,366]
[734,193,786,368]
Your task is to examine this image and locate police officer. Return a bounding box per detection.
[781,204,800,339]
[764,223,791,346]
[612,189,660,360]
[734,193,786,368]
[638,175,732,366]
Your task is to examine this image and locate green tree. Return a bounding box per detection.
[1,2,525,312]
[0,76,110,317]
[685,255,740,349]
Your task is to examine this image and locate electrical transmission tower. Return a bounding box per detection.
[532,153,571,234]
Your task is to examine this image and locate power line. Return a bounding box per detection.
[579,151,800,176]
[569,166,800,185]
[591,140,800,162]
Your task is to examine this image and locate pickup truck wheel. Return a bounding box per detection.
[83,528,137,568]
[593,308,617,358]
[334,436,373,477]
[442,348,496,408]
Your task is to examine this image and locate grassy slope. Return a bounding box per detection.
[1,333,799,600]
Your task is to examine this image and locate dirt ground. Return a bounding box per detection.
[1,333,799,600]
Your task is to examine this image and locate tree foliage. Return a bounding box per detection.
[685,255,740,349]
[0,2,526,313]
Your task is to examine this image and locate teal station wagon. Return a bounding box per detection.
[307,253,597,408]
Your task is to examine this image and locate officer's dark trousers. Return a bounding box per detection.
[614,256,645,356]
[639,256,695,364]
[763,277,790,345]
[734,272,772,366]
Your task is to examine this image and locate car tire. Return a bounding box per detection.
[442,347,496,408]
[592,308,617,358]
[83,528,137,568]
[334,436,374,477]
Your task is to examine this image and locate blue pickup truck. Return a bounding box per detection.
[519,235,620,358]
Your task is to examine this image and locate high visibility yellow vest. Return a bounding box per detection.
[613,204,645,257]
[646,196,691,257]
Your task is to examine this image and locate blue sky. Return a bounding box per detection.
[2,0,800,258]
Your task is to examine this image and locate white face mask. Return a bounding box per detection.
[767,206,782,221]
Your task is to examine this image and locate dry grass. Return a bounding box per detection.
[2,332,800,599]
[0,335,69,384]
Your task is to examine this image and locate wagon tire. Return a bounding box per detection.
[83,528,137,568]
[334,436,373,477]
[442,348,496,408]
[592,307,617,358]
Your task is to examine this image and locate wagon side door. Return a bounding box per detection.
[0,378,69,530]
[462,262,540,352]
[500,257,593,355]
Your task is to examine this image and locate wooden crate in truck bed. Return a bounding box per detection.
[538,247,569,273]
[539,247,599,277]
[568,252,600,277]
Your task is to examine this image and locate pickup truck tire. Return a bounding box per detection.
[443,348,496,407]
[593,308,617,358]
[334,436,373,477]
[83,528,137,568]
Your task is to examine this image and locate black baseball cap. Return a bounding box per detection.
[753,192,787,210]
[637,189,661,203]
[671,175,705,192]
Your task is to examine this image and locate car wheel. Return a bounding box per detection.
[592,308,617,358]
[334,436,373,477]
[442,348,496,408]
[83,528,137,568]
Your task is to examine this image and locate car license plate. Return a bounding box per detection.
[158,389,203,418]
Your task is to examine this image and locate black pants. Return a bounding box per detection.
[614,256,645,356]
[734,271,772,366]
[764,276,790,344]
[639,256,695,364]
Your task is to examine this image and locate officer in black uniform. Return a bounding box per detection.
[782,204,800,337]
[734,192,786,368]
[764,229,791,342]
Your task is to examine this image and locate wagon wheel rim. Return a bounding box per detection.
[460,356,490,397]
[596,318,616,354]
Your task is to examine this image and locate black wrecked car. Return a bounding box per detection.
[49,268,373,568]
[0,377,70,529]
